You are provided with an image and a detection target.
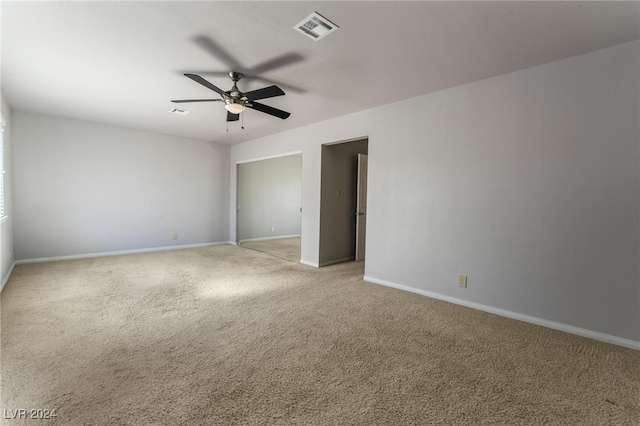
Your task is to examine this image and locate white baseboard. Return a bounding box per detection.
[239,234,301,243]
[14,242,231,265]
[1,261,16,293]
[299,259,319,268]
[319,256,355,267]
[363,275,640,351]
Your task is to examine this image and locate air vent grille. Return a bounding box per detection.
[294,12,338,41]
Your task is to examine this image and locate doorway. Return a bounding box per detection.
[318,138,369,267]
[236,154,302,262]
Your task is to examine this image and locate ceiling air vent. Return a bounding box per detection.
[293,12,338,41]
[170,108,190,116]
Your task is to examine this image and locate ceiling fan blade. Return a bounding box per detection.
[246,102,290,120]
[184,74,226,96]
[244,85,285,101]
[227,111,239,122]
[171,99,222,103]
[185,71,230,78]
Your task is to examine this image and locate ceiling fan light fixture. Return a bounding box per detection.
[224,100,245,114]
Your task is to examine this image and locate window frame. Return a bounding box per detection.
[0,114,5,220]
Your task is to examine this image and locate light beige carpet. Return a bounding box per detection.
[240,237,301,262]
[1,245,638,425]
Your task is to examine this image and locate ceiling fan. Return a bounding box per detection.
[172,72,290,123]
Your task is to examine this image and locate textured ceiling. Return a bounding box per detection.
[2,1,639,145]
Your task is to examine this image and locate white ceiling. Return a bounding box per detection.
[2,1,639,145]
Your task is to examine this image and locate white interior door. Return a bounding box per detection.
[355,153,368,261]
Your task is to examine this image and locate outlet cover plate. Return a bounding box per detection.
[458,275,467,288]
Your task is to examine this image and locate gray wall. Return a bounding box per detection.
[230,41,640,346]
[319,139,368,265]
[237,154,302,242]
[12,112,230,260]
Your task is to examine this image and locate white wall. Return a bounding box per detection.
[13,112,230,260]
[231,41,640,345]
[237,154,301,242]
[1,94,15,289]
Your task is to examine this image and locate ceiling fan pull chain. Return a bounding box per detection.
[242,112,244,130]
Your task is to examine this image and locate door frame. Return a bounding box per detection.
[355,153,368,261]
[235,151,303,258]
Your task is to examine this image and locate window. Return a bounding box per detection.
[0,115,5,218]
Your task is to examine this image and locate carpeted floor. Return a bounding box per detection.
[1,245,638,425]
[239,237,301,262]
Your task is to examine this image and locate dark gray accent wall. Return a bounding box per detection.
[319,139,368,266]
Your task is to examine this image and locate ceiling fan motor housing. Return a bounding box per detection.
[228,84,243,99]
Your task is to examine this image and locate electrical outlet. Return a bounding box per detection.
[458,275,467,288]
[172,233,178,240]
[271,227,275,233]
